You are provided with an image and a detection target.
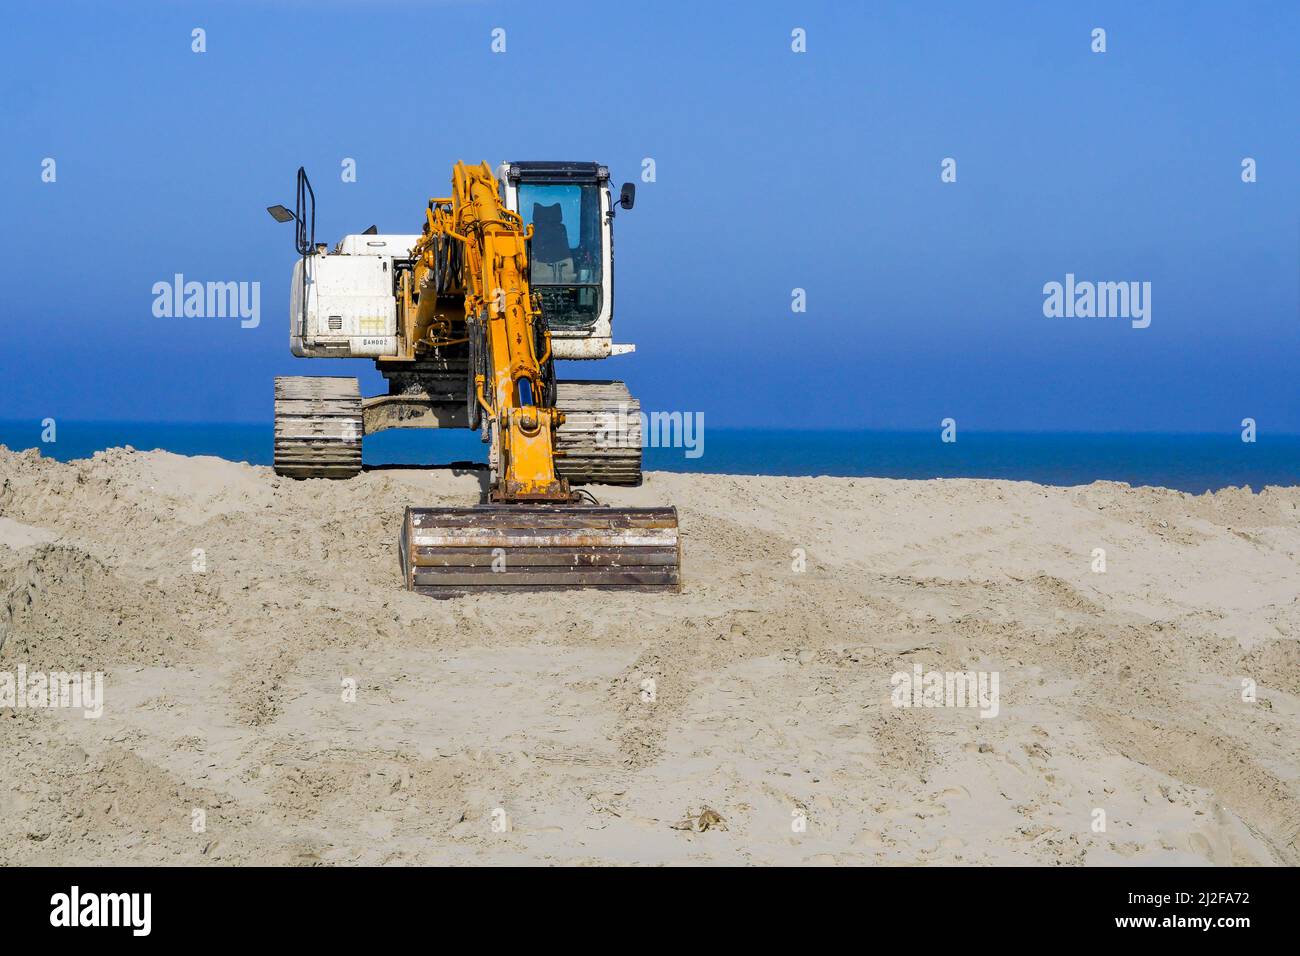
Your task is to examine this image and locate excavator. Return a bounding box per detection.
[266,162,680,595]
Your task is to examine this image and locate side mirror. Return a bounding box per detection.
[268,167,316,255]
[618,182,636,210]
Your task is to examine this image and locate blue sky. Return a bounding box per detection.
[1,0,1296,431]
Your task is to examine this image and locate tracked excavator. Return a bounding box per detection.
[266,162,680,595]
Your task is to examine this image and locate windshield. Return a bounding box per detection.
[519,182,603,329]
[519,183,602,285]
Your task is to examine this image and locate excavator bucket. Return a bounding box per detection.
[399,505,681,595]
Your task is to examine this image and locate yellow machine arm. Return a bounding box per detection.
[409,162,571,502]
[394,162,681,595]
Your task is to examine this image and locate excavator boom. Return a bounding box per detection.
[399,162,681,594]
[415,162,568,501]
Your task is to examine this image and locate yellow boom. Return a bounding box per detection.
[411,161,570,502]
[396,162,681,594]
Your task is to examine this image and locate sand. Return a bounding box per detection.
[0,445,1296,865]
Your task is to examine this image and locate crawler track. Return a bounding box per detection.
[273,376,363,479]
[553,380,643,485]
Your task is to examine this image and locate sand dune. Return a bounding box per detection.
[0,445,1296,865]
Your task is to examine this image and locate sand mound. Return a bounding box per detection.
[1,446,1297,865]
[0,544,196,670]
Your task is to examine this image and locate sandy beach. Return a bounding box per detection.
[1,446,1296,865]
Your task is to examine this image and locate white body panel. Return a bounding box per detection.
[335,234,421,257]
[290,251,399,358]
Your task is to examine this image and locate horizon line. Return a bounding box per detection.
[2,420,1299,439]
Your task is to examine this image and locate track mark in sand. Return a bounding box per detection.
[1087,708,1300,864]
[1239,636,1300,696]
[610,648,691,770]
[868,707,935,772]
[1024,574,1104,615]
[264,751,468,829]
[605,584,882,772]
[227,646,301,727]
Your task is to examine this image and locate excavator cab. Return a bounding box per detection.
[499,162,636,356]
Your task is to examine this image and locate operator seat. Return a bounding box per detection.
[530,203,575,283]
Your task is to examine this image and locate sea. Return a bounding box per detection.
[0,421,1296,494]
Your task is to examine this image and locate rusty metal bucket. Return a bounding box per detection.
[399,505,681,595]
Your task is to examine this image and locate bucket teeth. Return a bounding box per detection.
[400,506,681,594]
